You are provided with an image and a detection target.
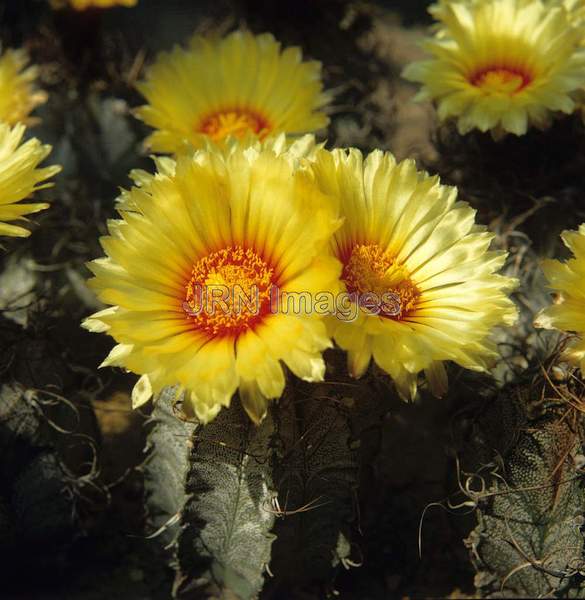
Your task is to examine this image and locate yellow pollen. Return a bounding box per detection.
[185,246,274,336]
[198,109,271,141]
[471,67,531,94]
[342,244,419,320]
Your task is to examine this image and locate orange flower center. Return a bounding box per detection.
[470,67,532,94]
[341,244,419,320]
[185,246,275,336]
[198,109,271,141]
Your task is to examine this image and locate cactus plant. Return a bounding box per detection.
[459,368,585,598]
[144,375,365,599]
[144,387,276,599]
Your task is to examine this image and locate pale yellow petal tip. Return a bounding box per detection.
[394,375,418,402]
[136,30,330,153]
[300,357,326,383]
[189,398,223,425]
[406,0,585,136]
[505,312,520,327]
[0,223,32,238]
[81,317,109,333]
[425,362,448,398]
[348,350,371,379]
[99,343,132,368]
[82,306,117,332]
[534,309,554,330]
[240,383,269,425]
[132,375,153,409]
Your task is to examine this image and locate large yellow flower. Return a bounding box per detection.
[0,123,60,238]
[308,148,518,400]
[403,0,585,136]
[535,224,585,372]
[50,0,137,9]
[135,31,331,154]
[0,49,47,125]
[83,144,341,424]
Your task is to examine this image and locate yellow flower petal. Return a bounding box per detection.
[0,123,60,239]
[536,224,585,374]
[132,374,152,409]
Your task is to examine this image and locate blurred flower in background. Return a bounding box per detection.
[0,48,59,239]
[404,0,585,136]
[309,148,518,399]
[135,30,331,153]
[0,124,60,238]
[49,0,138,9]
[535,224,585,373]
[0,49,47,125]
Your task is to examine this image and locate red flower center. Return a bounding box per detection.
[185,246,275,336]
[198,109,271,141]
[341,243,419,320]
[470,67,532,94]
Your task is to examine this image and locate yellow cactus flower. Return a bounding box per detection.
[50,0,137,9]
[135,30,331,154]
[308,148,518,400]
[115,133,320,211]
[83,144,341,424]
[0,123,60,238]
[535,224,585,372]
[0,49,47,125]
[403,0,585,136]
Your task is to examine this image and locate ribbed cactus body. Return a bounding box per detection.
[145,388,276,599]
[267,383,359,592]
[144,379,363,599]
[463,383,585,598]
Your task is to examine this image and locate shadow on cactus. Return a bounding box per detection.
[0,311,109,594]
[0,382,86,587]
